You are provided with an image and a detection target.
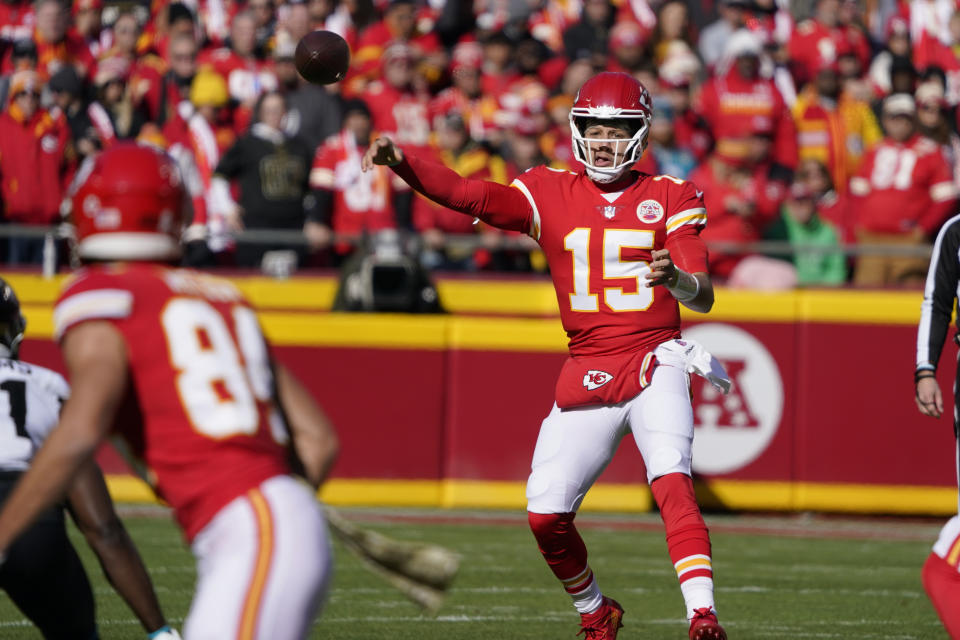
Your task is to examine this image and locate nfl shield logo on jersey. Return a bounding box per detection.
[602,205,617,219]
[583,370,614,390]
[637,199,664,224]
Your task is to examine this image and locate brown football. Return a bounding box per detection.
[294,30,350,85]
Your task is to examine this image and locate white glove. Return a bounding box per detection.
[148,627,182,640]
[654,339,732,394]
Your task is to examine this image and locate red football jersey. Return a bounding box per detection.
[512,167,708,358]
[54,264,291,542]
[310,130,398,250]
[850,135,957,234]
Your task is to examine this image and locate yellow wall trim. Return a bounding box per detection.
[104,475,958,516]
[9,271,924,327]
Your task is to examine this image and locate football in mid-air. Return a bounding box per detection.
[295,30,350,85]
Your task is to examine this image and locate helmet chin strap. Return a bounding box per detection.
[585,165,629,183]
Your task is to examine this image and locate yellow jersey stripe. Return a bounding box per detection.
[238,489,274,640]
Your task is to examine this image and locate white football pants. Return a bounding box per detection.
[184,475,332,640]
[527,362,693,514]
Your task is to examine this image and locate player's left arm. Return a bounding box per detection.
[0,321,128,556]
[66,459,171,635]
[274,362,339,490]
[647,181,714,313]
[646,247,714,313]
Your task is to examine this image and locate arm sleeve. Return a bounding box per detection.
[214,139,245,178]
[392,155,533,233]
[917,216,960,371]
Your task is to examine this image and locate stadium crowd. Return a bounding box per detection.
[1,0,959,286]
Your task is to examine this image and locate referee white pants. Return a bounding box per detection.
[184,475,332,640]
[526,363,694,514]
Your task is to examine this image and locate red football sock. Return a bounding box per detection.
[528,511,592,593]
[651,473,714,586]
[528,510,606,615]
[923,551,960,638]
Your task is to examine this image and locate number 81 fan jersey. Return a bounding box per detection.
[511,166,708,408]
[54,264,290,541]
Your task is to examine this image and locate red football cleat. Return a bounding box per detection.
[689,607,727,640]
[577,596,624,639]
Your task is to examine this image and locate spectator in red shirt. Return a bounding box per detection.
[606,19,650,75]
[31,0,96,80]
[199,11,279,132]
[310,98,400,263]
[788,0,870,89]
[696,29,798,178]
[850,93,958,285]
[429,40,499,145]
[0,70,72,263]
[0,38,36,107]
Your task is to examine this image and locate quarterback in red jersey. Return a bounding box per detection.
[363,71,728,640]
[0,143,339,639]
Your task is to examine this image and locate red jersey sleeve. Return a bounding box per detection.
[665,179,709,274]
[309,139,338,190]
[392,155,533,234]
[54,269,135,341]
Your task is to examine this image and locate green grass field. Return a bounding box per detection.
[0,506,949,639]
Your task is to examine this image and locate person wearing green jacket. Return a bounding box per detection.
[765,182,847,286]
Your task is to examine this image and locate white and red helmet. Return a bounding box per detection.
[569,72,653,179]
[66,142,186,261]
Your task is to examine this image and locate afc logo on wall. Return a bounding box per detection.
[683,323,784,475]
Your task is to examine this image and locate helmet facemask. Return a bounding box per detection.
[570,113,651,183]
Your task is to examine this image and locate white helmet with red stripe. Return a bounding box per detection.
[569,72,653,181]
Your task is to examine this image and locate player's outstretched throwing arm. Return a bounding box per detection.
[361,137,534,233]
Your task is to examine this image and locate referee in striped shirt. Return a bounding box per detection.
[916,213,960,638]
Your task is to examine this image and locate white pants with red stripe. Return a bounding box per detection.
[526,362,693,514]
[183,475,332,640]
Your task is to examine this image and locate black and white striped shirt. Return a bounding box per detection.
[918,214,960,375]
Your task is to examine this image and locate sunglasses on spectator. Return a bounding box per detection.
[14,91,40,99]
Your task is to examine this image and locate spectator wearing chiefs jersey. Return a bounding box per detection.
[792,56,882,194]
[787,0,870,89]
[105,13,167,123]
[696,30,798,180]
[0,70,72,264]
[916,196,960,640]
[214,90,316,268]
[349,0,444,95]
[428,41,499,145]
[0,143,338,640]
[363,72,729,640]
[362,42,432,228]
[199,11,279,132]
[310,98,400,263]
[31,0,96,80]
[850,93,957,286]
